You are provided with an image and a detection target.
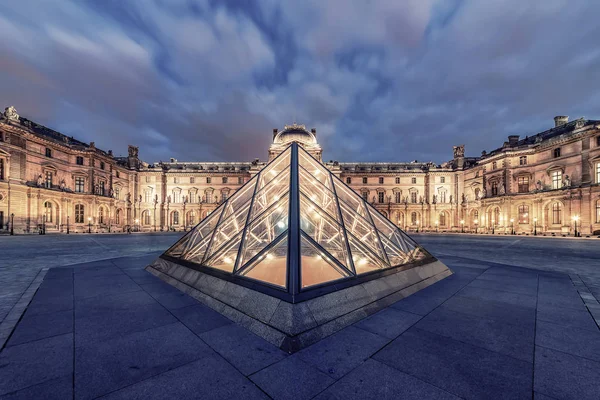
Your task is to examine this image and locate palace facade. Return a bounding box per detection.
[1,106,599,235]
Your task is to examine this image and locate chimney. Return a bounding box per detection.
[508,135,519,147]
[272,128,278,140]
[554,116,568,127]
[311,128,317,137]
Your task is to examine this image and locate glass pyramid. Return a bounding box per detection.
[162,142,432,300]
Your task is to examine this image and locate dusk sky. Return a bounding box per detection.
[1,1,599,164]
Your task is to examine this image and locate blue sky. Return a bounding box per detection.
[1,0,599,163]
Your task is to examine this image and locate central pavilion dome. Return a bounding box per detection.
[273,123,317,145]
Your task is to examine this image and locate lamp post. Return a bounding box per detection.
[416,220,420,233]
[88,216,92,234]
[533,217,537,236]
[67,215,70,234]
[42,214,46,235]
[474,218,479,233]
[153,195,158,232]
[135,218,139,233]
[573,215,579,237]
[10,213,14,235]
[460,219,465,233]
[510,218,515,235]
[435,220,439,233]
[492,219,495,234]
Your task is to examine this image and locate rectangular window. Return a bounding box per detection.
[0,159,4,180]
[411,177,417,184]
[207,177,212,184]
[553,148,561,158]
[518,176,529,193]
[145,191,152,203]
[346,177,351,184]
[222,177,228,184]
[116,171,120,178]
[45,171,52,189]
[378,177,384,184]
[518,205,529,224]
[75,177,85,193]
[115,187,120,199]
[100,162,105,170]
[519,156,527,165]
[395,192,401,203]
[361,192,368,201]
[491,182,498,196]
[76,156,84,165]
[146,176,150,183]
[596,200,600,223]
[174,177,179,184]
[552,203,562,224]
[238,177,244,184]
[99,181,105,196]
[75,204,84,223]
[596,163,600,184]
[378,192,385,203]
[597,136,600,147]
[206,192,213,203]
[492,161,497,170]
[173,191,180,203]
[45,148,52,158]
[395,177,400,184]
[411,192,417,203]
[362,177,367,184]
[222,192,228,202]
[552,170,562,190]
[440,177,445,183]
[190,177,195,184]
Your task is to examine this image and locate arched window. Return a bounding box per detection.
[411,212,418,225]
[172,211,180,225]
[187,211,196,226]
[98,207,105,224]
[439,212,447,227]
[552,203,562,224]
[491,182,498,196]
[75,204,84,223]
[143,210,151,225]
[44,202,53,223]
[116,209,121,225]
[518,205,529,224]
[473,210,479,222]
[596,200,600,223]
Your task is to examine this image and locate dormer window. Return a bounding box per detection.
[519,156,527,165]
[45,148,52,158]
[553,148,561,158]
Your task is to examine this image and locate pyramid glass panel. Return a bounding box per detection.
[347,233,388,274]
[202,231,244,272]
[298,149,332,189]
[202,198,252,262]
[249,168,290,222]
[298,166,341,223]
[240,235,288,288]
[300,234,350,288]
[165,206,223,261]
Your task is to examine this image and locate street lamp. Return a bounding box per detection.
[491,219,495,234]
[474,218,479,233]
[416,220,420,233]
[460,219,465,233]
[66,215,70,234]
[42,214,46,235]
[135,218,139,233]
[533,217,537,236]
[435,220,439,232]
[572,215,579,237]
[10,213,14,235]
[88,216,92,233]
[510,218,515,235]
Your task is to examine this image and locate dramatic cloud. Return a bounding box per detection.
[1,0,599,163]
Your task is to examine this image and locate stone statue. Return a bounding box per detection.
[60,179,66,191]
[3,106,19,122]
[453,145,465,158]
[167,195,171,204]
[128,145,139,158]
[449,195,453,204]
[109,188,114,198]
[36,174,43,186]
[126,192,131,203]
[432,195,437,204]
[499,183,505,195]
[563,175,571,188]
[480,189,486,199]
[536,180,543,191]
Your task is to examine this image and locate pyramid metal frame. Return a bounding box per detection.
[160,142,436,303]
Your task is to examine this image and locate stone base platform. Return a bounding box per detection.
[146,257,452,352]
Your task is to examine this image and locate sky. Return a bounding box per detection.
[1,0,599,164]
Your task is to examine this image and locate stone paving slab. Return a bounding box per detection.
[1,234,600,399]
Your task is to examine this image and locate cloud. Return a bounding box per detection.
[0,0,599,164]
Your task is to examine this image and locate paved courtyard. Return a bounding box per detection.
[0,233,599,399]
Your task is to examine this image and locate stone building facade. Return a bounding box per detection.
[1,107,599,235]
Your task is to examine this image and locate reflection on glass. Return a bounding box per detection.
[241,236,288,288]
[203,231,244,272]
[300,234,349,288]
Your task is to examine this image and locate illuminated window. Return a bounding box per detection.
[45,171,53,189]
[98,207,104,224]
[518,176,529,193]
[173,191,181,203]
[518,205,529,224]
[519,156,527,165]
[596,200,600,223]
[99,181,105,196]
[75,177,85,193]
[596,163,600,184]
[75,204,84,223]
[552,170,562,190]
[411,212,417,225]
[172,211,180,225]
[143,210,150,225]
[552,203,562,224]
[44,202,53,223]
[439,212,446,226]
